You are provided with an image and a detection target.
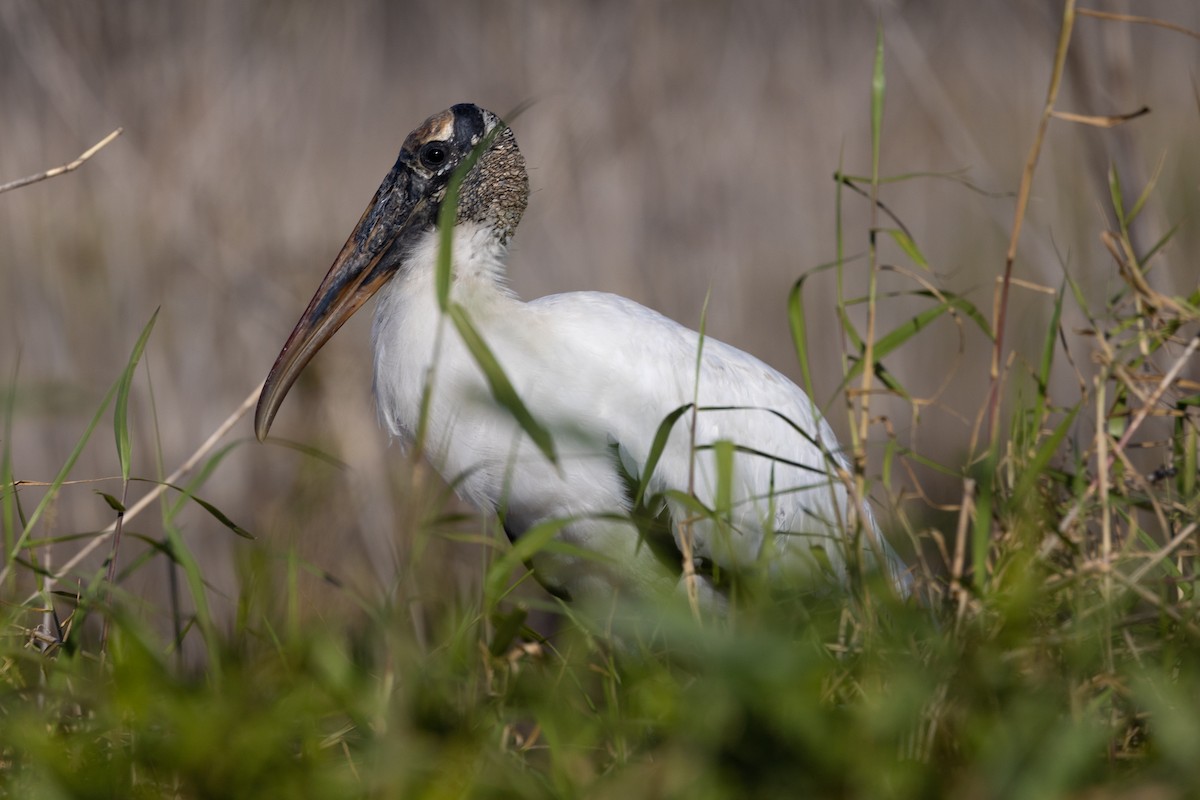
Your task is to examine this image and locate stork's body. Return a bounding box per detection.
[257,104,909,613]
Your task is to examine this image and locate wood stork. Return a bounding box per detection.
[255,103,910,617]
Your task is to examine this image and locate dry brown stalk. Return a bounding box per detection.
[0,129,123,195]
[1078,8,1200,42]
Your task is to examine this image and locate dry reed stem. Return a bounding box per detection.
[1057,333,1200,538]
[1078,8,1200,42]
[1097,378,1112,603]
[981,0,1077,452]
[0,129,123,195]
[1101,230,1190,316]
[1127,522,1199,586]
[950,477,975,626]
[1050,107,1150,128]
[676,517,701,621]
[1108,569,1200,639]
[1109,439,1173,546]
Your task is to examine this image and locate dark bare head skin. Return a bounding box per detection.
[254,104,528,440]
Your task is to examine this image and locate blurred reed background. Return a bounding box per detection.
[1,1,1197,634]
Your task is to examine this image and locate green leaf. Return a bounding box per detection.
[1127,152,1166,225]
[881,437,896,489]
[882,228,929,270]
[484,517,583,607]
[96,491,126,513]
[788,277,816,401]
[871,23,885,181]
[162,519,221,681]
[489,606,528,655]
[114,308,159,484]
[695,442,827,479]
[1108,162,1126,233]
[838,292,992,391]
[713,439,735,519]
[1032,285,1065,427]
[1014,404,1080,501]
[258,437,347,469]
[132,477,255,539]
[189,494,255,540]
[435,124,507,311]
[661,489,716,522]
[1138,220,1181,270]
[633,404,692,507]
[972,449,995,593]
[447,303,557,466]
[164,441,243,519]
[1,358,18,560]
[1180,417,1197,498]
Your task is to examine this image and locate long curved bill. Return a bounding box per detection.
[254,169,431,441]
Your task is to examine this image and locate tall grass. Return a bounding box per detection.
[2,4,1200,798]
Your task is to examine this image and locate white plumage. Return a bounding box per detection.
[256,104,909,615]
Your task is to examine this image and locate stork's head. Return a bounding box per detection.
[254,104,528,440]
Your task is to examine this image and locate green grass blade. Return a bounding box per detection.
[1108,162,1126,233]
[162,519,222,681]
[694,288,711,379]
[163,442,245,518]
[661,488,716,522]
[837,293,991,390]
[1032,285,1065,426]
[1014,404,1080,501]
[838,293,866,353]
[882,227,930,270]
[187,494,255,540]
[972,449,995,592]
[788,278,816,400]
[0,376,119,585]
[871,23,885,183]
[114,308,159,484]
[435,124,506,311]
[696,442,829,478]
[448,303,557,466]
[96,491,126,513]
[1177,415,1196,498]
[713,439,734,520]
[124,475,255,539]
[259,437,347,469]
[436,202,454,311]
[484,516,598,608]
[633,404,692,507]
[1,358,17,561]
[1127,152,1166,226]
[1138,220,1182,272]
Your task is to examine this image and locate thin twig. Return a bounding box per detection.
[1108,569,1200,639]
[981,0,1077,451]
[950,478,975,627]
[1128,522,1199,585]
[1050,106,1150,128]
[22,382,262,608]
[98,480,130,654]
[1097,379,1112,604]
[1057,333,1200,537]
[1078,8,1200,42]
[0,129,123,195]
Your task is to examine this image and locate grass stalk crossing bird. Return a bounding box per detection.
[255,103,910,616]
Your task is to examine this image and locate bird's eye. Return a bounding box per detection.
[419,142,449,170]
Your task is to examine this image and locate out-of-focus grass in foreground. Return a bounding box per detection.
[2,5,1200,798]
